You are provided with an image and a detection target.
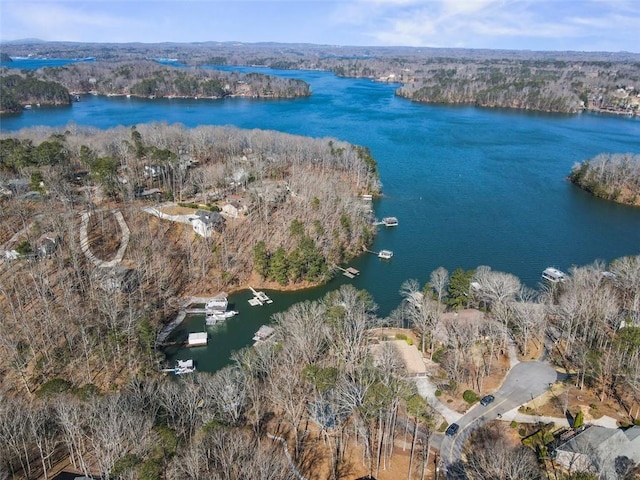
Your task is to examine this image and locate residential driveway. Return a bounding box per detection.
[438,361,558,478]
[414,377,462,426]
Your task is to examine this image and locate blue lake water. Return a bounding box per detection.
[2,59,640,371]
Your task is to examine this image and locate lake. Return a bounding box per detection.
[2,60,640,372]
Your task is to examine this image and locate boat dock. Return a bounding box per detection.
[336,266,360,278]
[253,325,275,345]
[187,332,208,347]
[373,216,399,227]
[378,249,394,259]
[365,248,394,259]
[248,287,273,306]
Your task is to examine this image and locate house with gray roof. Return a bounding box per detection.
[553,425,640,479]
[191,210,224,238]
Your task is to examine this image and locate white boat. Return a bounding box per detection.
[542,267,566,283]
[378,249,394,259]
[382,217,398,227]
[175,359,195,374]
[205,309,238,325]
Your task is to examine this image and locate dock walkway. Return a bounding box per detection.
[248,287,272,306]
[156,294,231,346]
[335,265,360,278]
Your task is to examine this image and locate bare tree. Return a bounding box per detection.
[464,423,542,479]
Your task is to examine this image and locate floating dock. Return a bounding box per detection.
[336,266,360,278]
[253,325,275,345]
[248,287,272,306]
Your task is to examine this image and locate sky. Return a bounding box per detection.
[1,0,639,53]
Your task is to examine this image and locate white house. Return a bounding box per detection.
[191,210,224,237]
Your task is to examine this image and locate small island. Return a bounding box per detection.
[569,153,640,206]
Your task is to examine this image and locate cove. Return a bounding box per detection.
[2,62,640,372]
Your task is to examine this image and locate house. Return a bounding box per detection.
[221,200,245,218]
[37,235,58,258]
[143,165,164,179]
[134,187,163,201]
[553,425,640,479]
[4,250,20,260]
[191,210,224,237]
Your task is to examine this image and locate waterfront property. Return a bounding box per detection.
[336,266,360,278]
[191,210,224,237]
[542,267,566,283]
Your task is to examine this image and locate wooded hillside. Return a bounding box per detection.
[0,123,379,403]
[569,153,640,206]
[36,61,311,98]
[3,41,639,114]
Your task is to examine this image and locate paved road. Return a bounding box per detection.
[437,361,558,478]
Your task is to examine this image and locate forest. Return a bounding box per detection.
[2,41,639,115]
[0,60,310,113]
[0,122,379,399]
[0,74,71,112]
[1,126,639,480]
[2,252,640,479]
[569,153,640,206]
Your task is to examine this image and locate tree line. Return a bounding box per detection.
[569,153,640,206]
[32,61,311,99]
[3,41,639,115]
[0,60,311,113]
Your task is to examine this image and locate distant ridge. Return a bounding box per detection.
[1,38,46,44]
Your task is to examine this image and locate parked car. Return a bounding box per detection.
[480,394,495,406]
[445,423,460,436]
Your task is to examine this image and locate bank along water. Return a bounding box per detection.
[3,60,640,372]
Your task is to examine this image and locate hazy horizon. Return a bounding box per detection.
[1,0,638,54]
